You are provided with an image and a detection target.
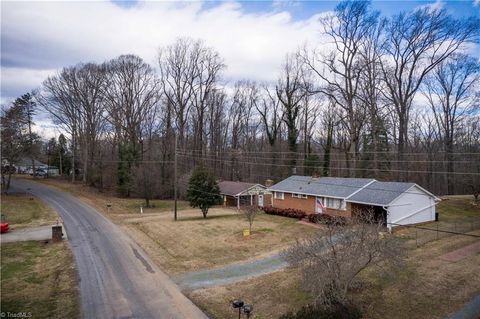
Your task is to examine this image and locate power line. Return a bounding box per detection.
[86,159,175,164]
[176,154,480,176]
[177,148,480,156]
[176,151,479,164]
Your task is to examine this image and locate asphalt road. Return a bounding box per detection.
[12,179,208,319]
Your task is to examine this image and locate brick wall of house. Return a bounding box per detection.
[272,193,316,213]
[271,192,352,217]
[324,202,352,217]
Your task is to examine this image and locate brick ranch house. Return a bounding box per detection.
[218,180,271,209]
[266,176,441,230]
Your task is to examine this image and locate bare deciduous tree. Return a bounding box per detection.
[423,54,480,194]
[39,67,82,182]
[241,205,260,233]
[285,211,403,307]
[276,53,309,170]
[303,1,378,176]
[103,54,160,196]
[380,7,480,178]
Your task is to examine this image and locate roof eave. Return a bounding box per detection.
[345,199,388,206]
[267,188,347,200]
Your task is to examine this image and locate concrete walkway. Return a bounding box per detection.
[1,224,67,243]
[174,252,287,290]
[446,294,480,319]
[175,233,340,290]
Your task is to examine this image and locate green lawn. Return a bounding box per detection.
[1,241,79,319]
[1,193,58,228]
[437,196,480,221]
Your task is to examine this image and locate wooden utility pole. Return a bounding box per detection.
[174,134,178,221]
[26,99,36,179]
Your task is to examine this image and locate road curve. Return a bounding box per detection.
[12,179,208,319]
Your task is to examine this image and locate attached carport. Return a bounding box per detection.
[345,181,441,230]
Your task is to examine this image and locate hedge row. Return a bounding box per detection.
[262,206,307,219]
[307,213,347,226]
[262,206,348,226]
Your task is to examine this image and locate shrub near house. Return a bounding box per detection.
[262,206,307,219]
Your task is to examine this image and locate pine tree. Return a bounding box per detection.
[186,166,221,218]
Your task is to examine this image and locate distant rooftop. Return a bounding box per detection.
[15,158,47,167]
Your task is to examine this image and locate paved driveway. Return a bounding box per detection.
[11,179,208,319]
[1,224,66,243]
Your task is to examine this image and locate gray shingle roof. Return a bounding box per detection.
[268,176,375,198]
[15,158,47,167]
[218,181,264,196]
[346,181,415,206]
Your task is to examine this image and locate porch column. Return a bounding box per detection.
[237,196,240,210]
[250,194,253,205]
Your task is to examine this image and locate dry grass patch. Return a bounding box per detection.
[1,193,58,228]
[1,240,80,319]
[31,177,190,217]
[188,268,311,319]
[122,208,317,274]
[395,195,480,246]
[22,178,317,274]
[356,230,480,319]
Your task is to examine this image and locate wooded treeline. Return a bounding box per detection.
[4,1,480,200]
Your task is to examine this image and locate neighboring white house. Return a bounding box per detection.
[15,158,48,173]
[15,158,59,176]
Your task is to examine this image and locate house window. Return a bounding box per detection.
[292,193,308,199]
[325,197,346,210]
[274,192,284,200]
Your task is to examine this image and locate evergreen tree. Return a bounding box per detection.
[117,142,139,197]
[186,166,221,218]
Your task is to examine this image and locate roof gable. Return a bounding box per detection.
[218,181,265,196]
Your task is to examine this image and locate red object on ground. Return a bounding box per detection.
[0,222,9,233]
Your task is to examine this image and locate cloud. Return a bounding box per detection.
[1,0,326,102]
[0,67,57,104]
[474,0,480,6]
[416,0,445,12]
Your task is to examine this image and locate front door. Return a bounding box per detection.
[258,195,264,207]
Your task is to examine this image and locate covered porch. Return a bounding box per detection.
[218,180,270,209]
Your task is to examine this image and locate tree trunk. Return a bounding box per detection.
[323,122,333,177]
[446,137,455,195]
[71,131,75,183]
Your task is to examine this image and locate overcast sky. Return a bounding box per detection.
[1,0,479,137]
